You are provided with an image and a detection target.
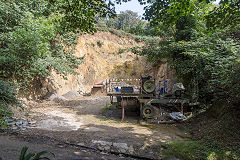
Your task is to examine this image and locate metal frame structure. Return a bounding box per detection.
[106,78,191,121]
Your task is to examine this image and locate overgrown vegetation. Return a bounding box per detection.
[133,0,240,159]
[19,146,55,160]
[0,80,20,127]
[0,0,115,127]
[96,10,148,36]
[97,40,104,47]
[164,141,240,160]
[0,146,54,160]
[0,0,239,159]
[101,103,116,114]
[0,1,84,87]
[137,0,240,108]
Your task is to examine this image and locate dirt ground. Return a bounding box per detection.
[0,96,190,160]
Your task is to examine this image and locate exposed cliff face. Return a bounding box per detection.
[31,31,175,97]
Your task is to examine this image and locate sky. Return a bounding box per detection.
[115,0,147,17]
[115,0,221,17]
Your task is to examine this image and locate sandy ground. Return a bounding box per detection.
[0,96,189,160]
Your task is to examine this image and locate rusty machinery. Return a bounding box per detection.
[106,77,194,122]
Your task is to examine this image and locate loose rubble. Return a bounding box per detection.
[5,118,36,130]
[92,140,135,154]
[43,92,67,102]
[62,91,83,99]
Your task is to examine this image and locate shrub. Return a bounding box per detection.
[139,32,240,106]
[163,141,240,160]
[97,40,104,47]
[118,48,126,54]
[0,80,20,127]
[19,146,55,160]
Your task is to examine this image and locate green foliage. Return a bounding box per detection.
[0,1,83,87]
[0,0,112,122]
[136,0,240,107]
[163,141,240,160]
[134,35,161,43]
[19,146,55,160]
[97,10,151,36]
[0,0,116,88]
[107,10,146,34]
[97,40,104,47]
[49,0,115,33]
[15,0,115,34]
[144,0,203,27]
[175,15,196,41]
[118,48,126,54]
[0,80,19,127]
[101,103,114,114]
[206,0,240,30]
[140,32,240,104]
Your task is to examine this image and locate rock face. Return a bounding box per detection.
[49,31,154,95]
[24,31,175,98]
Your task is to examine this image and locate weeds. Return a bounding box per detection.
[163,141,240,160]
[19,146,55,160]
[0,80,20,127]
[0,146,55,160]
[97,40,104,47]
[118,48,126,54]
[135,55,139,61]
[90,43,95,47]
[101,104,114,114]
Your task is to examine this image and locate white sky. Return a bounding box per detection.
[115,0,147,17]
[115,0,221,17]
[213,0,221,5]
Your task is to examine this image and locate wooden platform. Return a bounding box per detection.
[107,92,154,97]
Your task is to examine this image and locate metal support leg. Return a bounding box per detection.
[181,103,184,114]
[121,97,124,121]
[110,96,113,104]
[140,103,143,119]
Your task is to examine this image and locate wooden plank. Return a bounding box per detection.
[107,93,154,97]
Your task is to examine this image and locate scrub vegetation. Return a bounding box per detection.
[0,0,239,159]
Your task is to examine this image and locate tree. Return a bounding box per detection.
[103,10,148,35]
[0,0,116,86]
[136,0,240,106]
[206,0,240,29]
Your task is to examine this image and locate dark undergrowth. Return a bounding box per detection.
[163,104,240,160]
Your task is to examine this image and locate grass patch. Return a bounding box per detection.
[101,103,115,114]
[118,48,127,54]
[163,141,240,160]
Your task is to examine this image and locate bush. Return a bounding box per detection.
[97,40,104,47]
[0,1,83,88]
[0,80,20,127]
[19,146,55,160]
[139,32,240,106]
[0,146,55,160]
